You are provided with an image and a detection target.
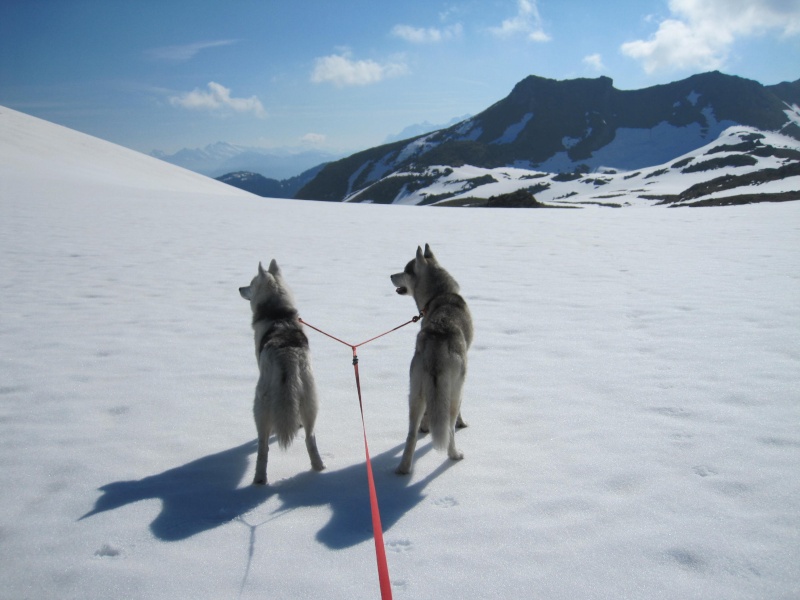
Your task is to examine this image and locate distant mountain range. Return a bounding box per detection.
[294,71,800,205]
[215,164,325,199]
[150,142,340,180]
[383,115,471,144]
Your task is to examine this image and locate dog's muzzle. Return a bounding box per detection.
[395,286,408,295]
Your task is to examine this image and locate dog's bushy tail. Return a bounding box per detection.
[425,359,463,452]
[272,352,304,450]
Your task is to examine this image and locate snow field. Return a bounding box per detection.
[1,106,799,599]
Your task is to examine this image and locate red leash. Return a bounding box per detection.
[298,313,422,600]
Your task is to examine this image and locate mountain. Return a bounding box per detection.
[151,142,340,180]
[295,71,800,203]
[215,163,326,198]
[349,126,798,208]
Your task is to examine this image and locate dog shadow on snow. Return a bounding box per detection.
[80,437,451,548]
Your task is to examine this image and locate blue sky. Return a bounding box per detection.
[2,0,799,156]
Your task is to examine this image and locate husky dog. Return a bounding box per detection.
[390,244,473,474]
[239,260,325,485]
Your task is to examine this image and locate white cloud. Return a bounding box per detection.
[310,52,409,87]
[146,40,237,63]
[583,53,605,71]
[490,0,551,42]
[300,133,327,146]
[622,0,800,73]
[169,82,266,118]
[391,23,463,43]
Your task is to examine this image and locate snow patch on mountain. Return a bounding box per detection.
[396,133,440,163]
[491,112,534,145]
[450,118,483,141]
[538,108,737,173]
[784,103,800,128]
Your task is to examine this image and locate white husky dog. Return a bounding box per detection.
[390,244,473,475]
[239,260,325,485]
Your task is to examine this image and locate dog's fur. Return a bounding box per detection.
[390,244,473,474]
[239,260,324,485]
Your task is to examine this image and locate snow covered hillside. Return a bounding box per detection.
[2,107,799,599]
[343,127,800,207]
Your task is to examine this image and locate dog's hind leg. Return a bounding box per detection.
[396,356,425,475]
[396,395,424,474]
[421,410,466,432]
[305,432,324,471]
[419,410,430,434]
[447,410,464,461]
[253,393,270,485]
[446,373,465,461]
[299,378,325,472]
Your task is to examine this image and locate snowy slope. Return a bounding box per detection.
[1,107,799,599]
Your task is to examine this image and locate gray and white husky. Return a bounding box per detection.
[390,244,473,474]
[239,260,325,485]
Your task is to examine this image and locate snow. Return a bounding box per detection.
[783,102,800,129]
[534,106,738,174]
[451,118,483,142]
[395,134,439,164]
[538,110,737,173]
[491,112,534,145]
[2,106,800,599]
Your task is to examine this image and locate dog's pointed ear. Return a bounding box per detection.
[267,259,281,276]
[416,245,425,263]
[258,262,267,277]
[423,243,435,260]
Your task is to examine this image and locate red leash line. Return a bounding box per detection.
[299,313,422,350]
[298,317,353,347]
[352,348,393,600]
[296,314,421,600]
[353,313,423,348]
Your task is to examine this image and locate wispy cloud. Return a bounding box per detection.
[391,23,463,44]
[146,40,237,63]
[310,51,409,87]
[300,133,327,146]
[169,82,266,118]
[621,0,800,73]
[490,0,551,42]
[583,53,605,71]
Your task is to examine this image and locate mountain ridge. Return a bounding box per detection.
[215,164,325,198]
[295,71,800,203]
